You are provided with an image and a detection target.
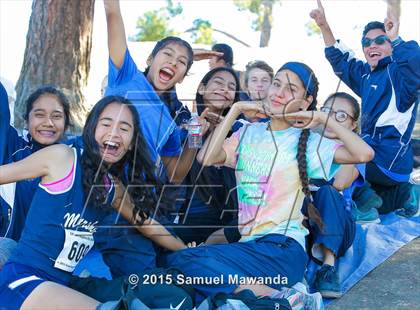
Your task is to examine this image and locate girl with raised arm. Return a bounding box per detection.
[103,0,214,184]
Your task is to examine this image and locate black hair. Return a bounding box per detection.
[195,66,240,116]
[362,21,385,37]
[25,85,72,131]
[324,92,360,132]
[143,37,193,117]
[244,60,274,87]
[212,43,234,67]
[277,63,323,230]
[146,36,194,77]
[187,67,241,215]
[81,95,159,223]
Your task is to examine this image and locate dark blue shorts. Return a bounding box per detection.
[0,262,47,310]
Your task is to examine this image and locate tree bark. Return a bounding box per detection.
[15,0,95,133]
[259,0,273,47]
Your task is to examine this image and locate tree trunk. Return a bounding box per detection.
[15,0,95,133]
[259,0,273,47]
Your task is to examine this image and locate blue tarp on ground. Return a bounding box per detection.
[306,212,420,305]
[338,213,419,294]
[76,213,420,299]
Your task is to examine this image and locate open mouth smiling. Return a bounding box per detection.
[37,130,57,138]
[159,67,175,82]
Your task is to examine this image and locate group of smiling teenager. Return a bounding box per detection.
[0,0,419,309]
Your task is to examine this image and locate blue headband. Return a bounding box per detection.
[278,62,315,97]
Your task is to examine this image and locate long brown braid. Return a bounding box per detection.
[297,128,324,230]
[293,63,324,230]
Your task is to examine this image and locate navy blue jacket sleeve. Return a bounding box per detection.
[1,82,31,164]
[392,39,420,112]
[0,82,10,165]
[325,41,368,97]
[0,83,12,237]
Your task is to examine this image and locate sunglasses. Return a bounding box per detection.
[361,35,391,48]
[320,106,355,123]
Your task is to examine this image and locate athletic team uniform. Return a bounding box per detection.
[0,147,112,309]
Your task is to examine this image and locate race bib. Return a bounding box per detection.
[54,229,94,272]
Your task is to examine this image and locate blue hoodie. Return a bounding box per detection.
[0,82,44,240]
[325,38,420,180]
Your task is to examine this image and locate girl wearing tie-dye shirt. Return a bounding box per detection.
[165,62,374,305]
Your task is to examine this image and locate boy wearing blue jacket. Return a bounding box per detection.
[310,0,420,214]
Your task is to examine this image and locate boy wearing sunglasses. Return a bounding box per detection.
[310,0,420,216]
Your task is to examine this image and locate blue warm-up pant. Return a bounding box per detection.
[165,234,307,300]
[306,185,356,264]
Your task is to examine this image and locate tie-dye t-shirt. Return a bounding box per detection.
[222,123,342,249]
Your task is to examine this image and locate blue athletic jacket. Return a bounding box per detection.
[325,39,420,179]
[0,84,49,240]
[0,82,8,165]
[0,82,75,240]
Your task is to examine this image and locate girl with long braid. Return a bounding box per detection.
[164,62,374,307]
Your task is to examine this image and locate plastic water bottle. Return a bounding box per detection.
[187,113,202,149]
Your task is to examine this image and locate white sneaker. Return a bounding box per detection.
[272,287,324,310]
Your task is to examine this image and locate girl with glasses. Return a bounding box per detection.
[305,92,380,298]
[320,92,359,136]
